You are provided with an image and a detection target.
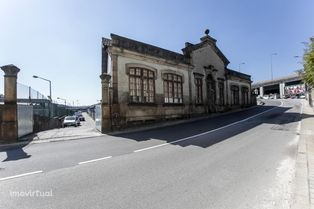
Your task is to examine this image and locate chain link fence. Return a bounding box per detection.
[17,82,47,100]
[16,82,73,118]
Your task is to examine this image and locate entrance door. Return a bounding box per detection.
[206,74,216,113]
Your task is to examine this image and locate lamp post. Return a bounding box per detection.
[33,75,52,117]
[57,97,66,106]
[57,97,68,116]
[33,75,52,101]
[238,62,245,72]
[270,53,277,80]
[294,55,302,64]
[293,55,304,76]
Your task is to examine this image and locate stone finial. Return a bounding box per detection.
[100,73,111,82]
[200,29,217,44]
[1,64,20,76]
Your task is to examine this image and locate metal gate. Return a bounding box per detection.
[95,104,102,132]
[18,104,33,137]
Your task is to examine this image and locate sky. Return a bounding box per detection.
[0,0,313,105]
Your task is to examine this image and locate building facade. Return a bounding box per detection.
[100,31,253,132]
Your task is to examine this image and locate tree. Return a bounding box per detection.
[303,38,314,87]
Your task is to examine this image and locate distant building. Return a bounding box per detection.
[252,74,304,98]
[100,30,253,132]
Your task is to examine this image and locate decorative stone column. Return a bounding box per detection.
[1,65,20,142]
[279,82,285,99]
[100,73,111,133]
[259,86,264,97]
[111,54,119,104]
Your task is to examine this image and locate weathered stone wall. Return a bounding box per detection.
[190,45,226,107]
[0,105,3,138]
[101,33,254,132]
[112,49,191,128]
[227,77,251,107]
[117,55,190,102]
[191,45,225,75]
[33,115,63,133]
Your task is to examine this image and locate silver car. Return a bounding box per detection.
[63,116,80,127]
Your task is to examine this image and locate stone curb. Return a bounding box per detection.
[292,100,313,209]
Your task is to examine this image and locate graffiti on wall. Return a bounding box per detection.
[284,84,305,95]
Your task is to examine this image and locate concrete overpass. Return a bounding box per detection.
[252,74,304,98]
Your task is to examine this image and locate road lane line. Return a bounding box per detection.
[78,156,112,165]
[0,170,43,181]
[134,102,283,153]
[296,101,303,134]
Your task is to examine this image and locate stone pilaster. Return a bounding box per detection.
[100,73,111,133]
[110,54,121,130]
[279,82,285,99]
[101,44,109,74]
[111,54,118,104]
[1,64,20,142]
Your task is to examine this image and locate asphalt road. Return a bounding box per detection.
[25,112,102,142]
[0,99,303,209]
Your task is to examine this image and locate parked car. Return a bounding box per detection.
[74,111,85,121]
[63,116,80,127]
[80,116,85,121]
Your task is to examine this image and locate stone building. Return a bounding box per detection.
[100,30,253,132]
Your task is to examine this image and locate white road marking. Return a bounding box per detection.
[0,170,43,181]
[78,156,112,165]
[296,101,303,135]
[295,101,303,134]
[134,102,283,153]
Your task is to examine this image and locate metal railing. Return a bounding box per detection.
[17,82,47,100]
[15,82,74,117]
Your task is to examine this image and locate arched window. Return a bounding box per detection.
[129,67,155,103]
[194,73,204,104]
[206,74,216,105]
[218,81,224,105]
[163,73,183,104]
[241,86,249,105]
[231,85,239,105]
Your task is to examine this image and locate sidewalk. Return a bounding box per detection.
[0,113,103,150]
[24,112,103,142]
[293,100,314,209]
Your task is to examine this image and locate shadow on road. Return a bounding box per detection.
[1,144,31,162]
[113,104,310,149]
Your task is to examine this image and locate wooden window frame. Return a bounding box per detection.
[163,73,183,104]
[128,67,155,104]
[231,85,239,105]
[241,86,249,105]
[218,81,224,105]
[195,77,203,104]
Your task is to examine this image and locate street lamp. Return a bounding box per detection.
[294,55,304,75]
[33,75,52,101]
[57,97,66,106]
[238,62,245,72]
[294,55,302,65]
[270,53,277,80]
